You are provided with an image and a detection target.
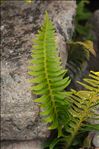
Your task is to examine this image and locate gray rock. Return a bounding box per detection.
[1,140,43,149]
[56,33,68,68]
[93,132,99,147]
[1,0,76,140]
[1,61,49,140]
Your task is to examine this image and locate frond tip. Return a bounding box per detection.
[29,12,71,136]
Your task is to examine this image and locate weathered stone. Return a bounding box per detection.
[1,140,43,149]
[1,61,49,140]
[56,33,68,68]
[1,0,76,140]
[93,132,99,148]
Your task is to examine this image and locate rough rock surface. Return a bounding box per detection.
[93,132,99,148]
[1,0,76,140]
[1,140,43,149]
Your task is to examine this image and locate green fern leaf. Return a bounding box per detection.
[29,12,71,137]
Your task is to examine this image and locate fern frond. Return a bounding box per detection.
[67,42,89,79]
[76,0,91,21]
[64,71,99,148]
[74,0,92,40]
[78,71,99,91]
[67,41,96,79]
[29,12,71,136]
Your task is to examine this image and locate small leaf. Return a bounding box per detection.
[34,95,49,103]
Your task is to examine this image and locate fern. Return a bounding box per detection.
[67,0,93,81]
[29,12,71,136]
[29,12,99,149]
[67,40,96,79]
[74,0,92,40]
[64,71,99,149]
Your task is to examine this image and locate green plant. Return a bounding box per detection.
[64,71,99,148]
[29,12,99,149]
[46,71,99,149]
[74,0,92,40]
[64,0,97,102]
[67,0,95,81]
[29,12,71,137]
[67,40,96,79]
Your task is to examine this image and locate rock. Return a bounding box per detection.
[93,132,99,148]
[1,61,49,140]
[56,33,68,68]
[1,140,43,149]
[1,0,76,140]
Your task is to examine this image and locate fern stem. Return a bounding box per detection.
[43,14,58,124]
[66,108,89,149]
[66,117,83,149]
